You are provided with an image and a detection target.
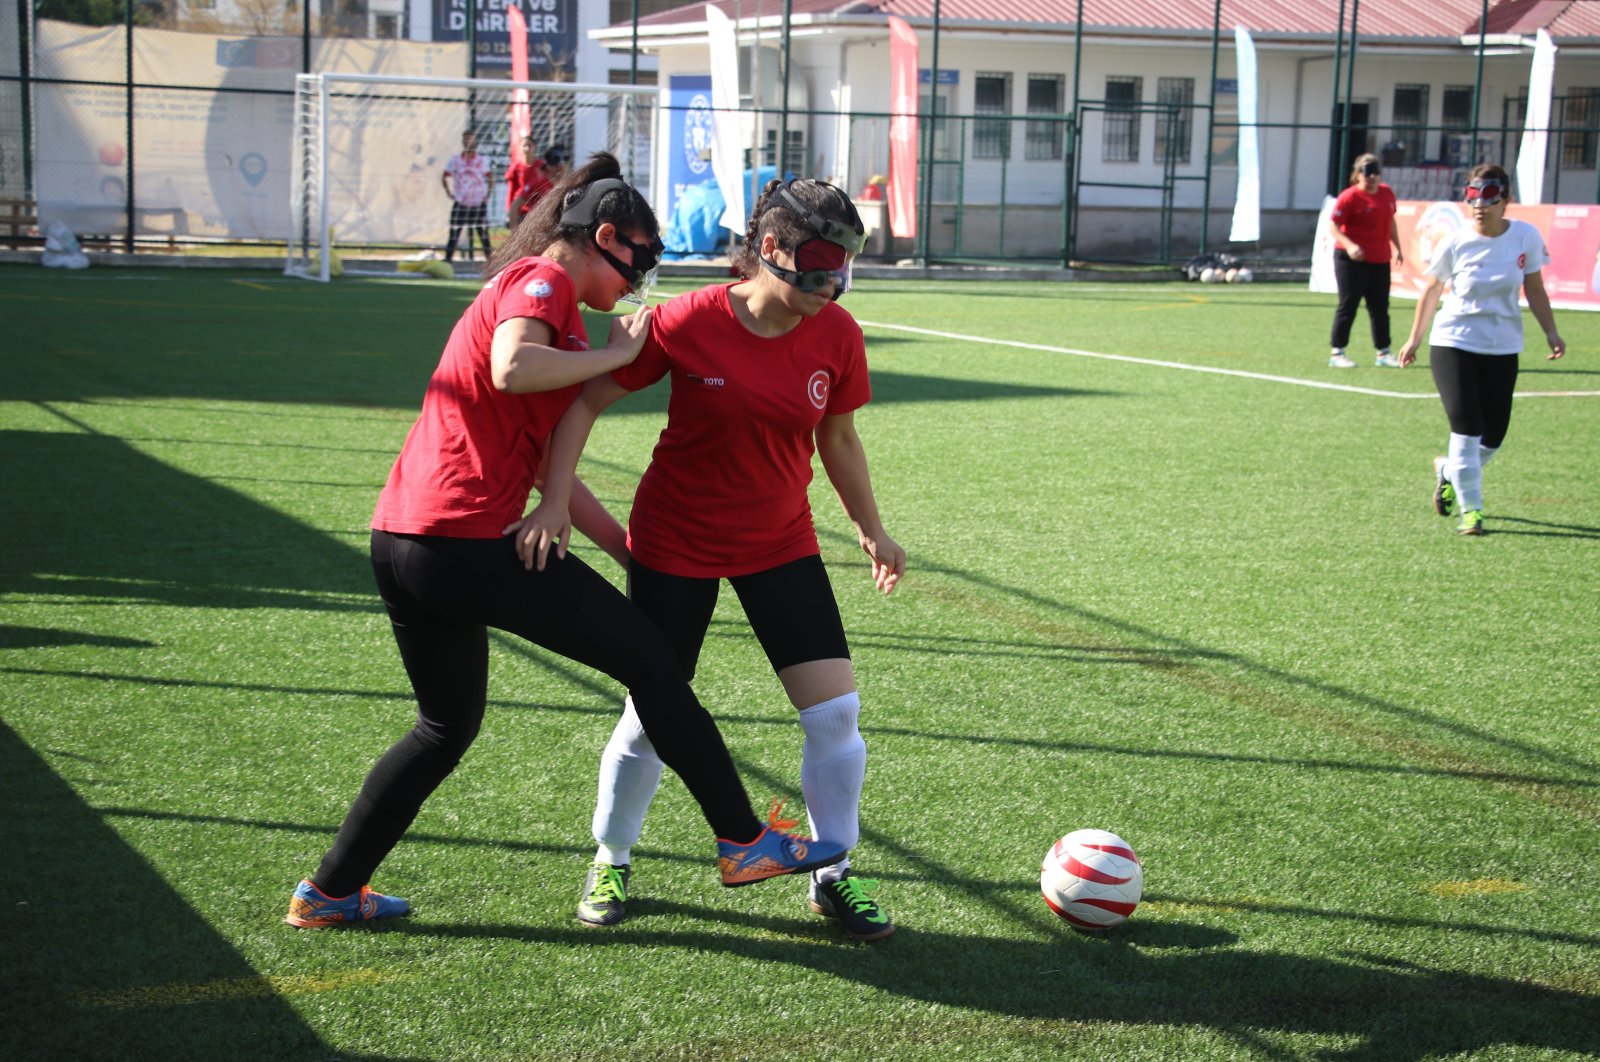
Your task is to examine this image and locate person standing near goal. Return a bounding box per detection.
[521,178,905,941]
[503,133,548,230]
[441,130,492,263]
[283,155,845,928]
[1397,163,1566,536]
[1327,153,1404,369]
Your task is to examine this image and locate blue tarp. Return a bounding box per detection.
[662,166,782,258]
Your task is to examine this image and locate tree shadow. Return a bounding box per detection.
[1,429,375,608]
[0,721,415,1060]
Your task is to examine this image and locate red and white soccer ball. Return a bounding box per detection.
[1040,828,1143,930]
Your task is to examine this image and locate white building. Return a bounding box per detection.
[593,0,1600,259]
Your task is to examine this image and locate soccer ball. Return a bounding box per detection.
[1225,268,1239,283]
[1040,828,1143,930]
[1236,267,1254,283]
[1200,267,1218,283]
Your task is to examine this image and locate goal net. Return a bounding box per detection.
[286,73,657,281]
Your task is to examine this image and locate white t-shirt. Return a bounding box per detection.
[445,152,491,208]
[1426,218,1549,355]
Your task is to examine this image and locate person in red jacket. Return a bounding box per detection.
[1327,153,1404,368]
[282,154,844,929]
[503,134,548,229]
[524,178,905,942]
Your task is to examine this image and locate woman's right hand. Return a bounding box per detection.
[1346,244,1366,261]
[606,306,653,365]
[503,501,571,572]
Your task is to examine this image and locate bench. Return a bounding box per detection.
[0,197,40,248]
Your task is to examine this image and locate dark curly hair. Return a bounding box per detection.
[730,178,858,280]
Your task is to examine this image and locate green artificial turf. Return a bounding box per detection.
[2,265,1597,1060]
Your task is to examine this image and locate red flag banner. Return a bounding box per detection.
[887,15,918,239]
[507,4,531,163]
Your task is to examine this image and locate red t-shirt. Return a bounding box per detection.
[1331,183,1398,263]
[505,158,550,217]
[372,257,589,538]
[612,283,871,577]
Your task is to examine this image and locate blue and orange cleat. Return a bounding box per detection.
[284,879,409,928]
[717,798,846,887]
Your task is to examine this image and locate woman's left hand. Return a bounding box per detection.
[1546,331,1566,360]
[503,503,571,571]
[860,531,906,596]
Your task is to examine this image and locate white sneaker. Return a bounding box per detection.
[1328,353,1357,369]
[1374,353,1401,368]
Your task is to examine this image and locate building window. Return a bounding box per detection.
[373,14,398,38]
[973,72,1012,160]
[1155,77,1193,164]
[1391,83,1429,165]
[1103,76,1142,162]
[1025,74,1064,160]
[1560,89,1600,168]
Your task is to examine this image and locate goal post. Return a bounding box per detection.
[286,73,658,281]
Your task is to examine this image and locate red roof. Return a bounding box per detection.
[622,0,1600,41]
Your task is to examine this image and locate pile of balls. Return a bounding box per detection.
[1200,266,1254,284]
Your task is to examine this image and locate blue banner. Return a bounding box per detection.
[433,0,576,70]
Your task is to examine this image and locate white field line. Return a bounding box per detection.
[856,319,1600,399]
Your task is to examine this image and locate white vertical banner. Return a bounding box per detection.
[706,5,746,236]
[1308,196,1338,293]
[1229,25,1260,243]
[1516,28,1558,206]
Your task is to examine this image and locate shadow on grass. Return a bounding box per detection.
[1489,515,1600,540]
[0,429,375,608]
[0,721,416,1061]
[0,625,156,650]
[397,906,1599,1061]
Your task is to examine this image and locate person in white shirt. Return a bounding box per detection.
[1397,164,1566,536]
[442,130,493,264]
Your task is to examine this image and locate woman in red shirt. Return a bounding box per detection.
[526,179,905,941]
[503,134,550,228]
[283,155,843,928]
[1327,153,1404,368]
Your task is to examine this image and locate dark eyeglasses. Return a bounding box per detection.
[1359,163,1381,177]
[608,233,663,305]
[1464,179,1506,207]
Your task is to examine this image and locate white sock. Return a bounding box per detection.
[590,695,663,867]
[1331,347,1346,357]
[798,692,865,883]
[1479,444,1499,469]
[1446,432,1484,512]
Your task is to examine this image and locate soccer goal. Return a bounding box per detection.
[286,72,657,281]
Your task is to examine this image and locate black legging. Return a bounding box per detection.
[626,554,851,682]
[313,530,759,896]
[1429,345,1519,448]
[1331,252,1392,350]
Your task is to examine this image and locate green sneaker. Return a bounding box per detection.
[1458,510,1485,536]
[577,862,630,927]
[809,871,895,941]
[1432,456,1455,517]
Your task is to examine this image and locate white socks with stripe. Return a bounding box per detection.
[799,692,866,884]
[1444,432,1484,512]
[590,696,663,867]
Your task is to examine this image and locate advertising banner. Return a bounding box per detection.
[667,75,714,218]
[1228,26,1259,243]
[1389,200,1600,311]
[886,16,918,239]
[432,0,576,72]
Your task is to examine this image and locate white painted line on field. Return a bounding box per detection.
[856,319,1600,398]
